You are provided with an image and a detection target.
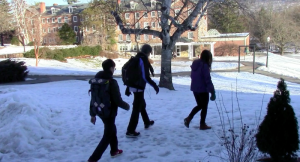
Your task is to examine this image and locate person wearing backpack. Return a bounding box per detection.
[124,44,159,138]
[183,50,216,130]
[87,59,130,162]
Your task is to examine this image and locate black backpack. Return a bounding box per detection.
[122,56,141,86]
[89,78,111,118]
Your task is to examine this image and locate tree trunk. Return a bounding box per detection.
[0,33,4,46]
[159,47,174,90]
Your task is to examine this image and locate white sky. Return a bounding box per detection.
[0,49,300,161]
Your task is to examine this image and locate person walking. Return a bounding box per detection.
[183,50,216,130]
[125,44,159,138]
[87,59,130,162]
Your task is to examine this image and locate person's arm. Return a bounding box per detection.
[203,63,215,93]
[110,80,130,110]
[140,58,156,87]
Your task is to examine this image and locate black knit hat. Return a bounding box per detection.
[141,44,152,55]
[102,59,115,71]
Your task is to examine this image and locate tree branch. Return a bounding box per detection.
[172,0,209,42]
[111,11,162,38]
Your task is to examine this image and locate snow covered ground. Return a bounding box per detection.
[1,50,300,162]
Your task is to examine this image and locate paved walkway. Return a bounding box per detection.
[2,61,300,85]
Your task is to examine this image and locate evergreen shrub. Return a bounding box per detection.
[0,59,28,83]
[256,78,299,161]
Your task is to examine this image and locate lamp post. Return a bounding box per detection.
[266,36,270,67]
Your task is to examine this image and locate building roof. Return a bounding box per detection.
[41,3,89,16]
[203,29,249,38]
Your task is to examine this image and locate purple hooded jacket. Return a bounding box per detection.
[190,59,215,93]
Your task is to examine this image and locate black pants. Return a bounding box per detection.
[89,116,118,161]
[188,92,209,124]
[127,91,151,133]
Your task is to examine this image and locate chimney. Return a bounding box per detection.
[53,3,58,6]
[40,2,46,13]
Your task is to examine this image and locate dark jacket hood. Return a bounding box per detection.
[95,70,113,79]
[136,52,147,57]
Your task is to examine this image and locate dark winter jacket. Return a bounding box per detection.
[190,59,215,93]
[90,70,129,117]
[131,52,157,90]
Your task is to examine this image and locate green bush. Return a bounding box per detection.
[11,36,19,45]
[27,41,34,46]
[0,59,28,83]
[23,46,102,61]
[256,79,299,161]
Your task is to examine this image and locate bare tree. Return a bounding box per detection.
[105,0,209,90]
[11,0,29,45]
[27,14,42,66]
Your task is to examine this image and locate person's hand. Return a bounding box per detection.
[125,103,130,111]
[210,92,216,101]
[125,86,131,96]
[91,116,96,125]
[154,84,159,94]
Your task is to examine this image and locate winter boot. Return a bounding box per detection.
[111,149,123,158]
[145,120,154,129]
[200,123,211,130]
[126,131,140,138]
[184,117,191,128]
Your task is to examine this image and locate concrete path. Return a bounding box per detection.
[1,61,300,85]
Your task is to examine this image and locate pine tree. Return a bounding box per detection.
[256,78,299,161]
[58,23,76,45]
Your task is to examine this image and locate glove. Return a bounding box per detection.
[90,116,96,125]
[125,86,131,97]
[210,92,216,101]
[154,84,159,94]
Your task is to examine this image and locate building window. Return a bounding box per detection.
[158,11,161,17]
[73,16,77,22]
[152,35,156,39]
[151,0,156,8]
[31,29,35,34]
[51,8,55,14]
[64,17,69,23]
[53,27,56,32]
[47,18,50,23]
[42,18,45,24]
[43,28,46,33]
[48,28,51,33]
[58,17,62,23]
[133,45,137,51]
[126,23,130,29]
[80,16,84,22]
[86,26,89,32]
[69,7,73,13]
[144,22,149,29]
[43,38,47,43]
[144,34,149,41]
[175,9,180,16]
[92,25,96,31]
[188,32,193,39]
[188,10,192,16]
[135,12,139,19]
[58,26,62,30]
[135,22,140,28]
[126,34,130,41]
[118,34,123,41]
[158,22,161,28]
[143,12,148,18]
[49,38,52,43]
[31,20,34,25]
[74,26,78,32]
[52,17,55,23]
[125,13,130,19]
[76,36,78,42]
[151,22,155,28]
[151,11,155,17]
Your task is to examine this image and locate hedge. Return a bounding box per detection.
[0,59,28,83]
[24,45,102,61]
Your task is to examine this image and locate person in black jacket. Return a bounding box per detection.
[88,59,130,162]
[125,44,159,138]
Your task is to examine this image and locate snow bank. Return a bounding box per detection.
[0,88,56,155]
